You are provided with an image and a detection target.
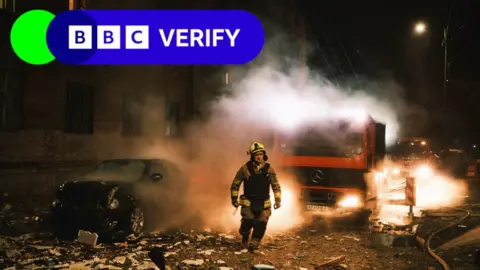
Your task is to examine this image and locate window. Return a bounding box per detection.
[86,159,147,182]
[64,81,94,134]
[0,70,24,131]
[69,0,90,10]
[0,0,14,11]
[277,122,364,157]
[165,101,180,137]
[122,91,143,136]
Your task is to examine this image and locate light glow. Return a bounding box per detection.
[266,175,304,232]
[414,22,426,34]
[414,164,433,178]
[338,195,361,208]
[335,108,369,125]
[374,171,385,182]
[268,94,312,130]
[376,167,467,224]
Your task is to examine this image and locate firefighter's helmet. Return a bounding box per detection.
[248,142,268,161]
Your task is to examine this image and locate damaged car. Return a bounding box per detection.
[51,158,189,239]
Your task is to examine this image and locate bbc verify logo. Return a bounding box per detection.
[68,25,241,50]
[11,10,264,65]
[68,25,150,49]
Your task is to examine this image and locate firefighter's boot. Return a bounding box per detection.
[239,219,254,250]
[241,233,249,249]
[248,241,264,255]
[249,220,267,254]
[247,235,263,254]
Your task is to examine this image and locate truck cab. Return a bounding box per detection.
[272,115,386,217]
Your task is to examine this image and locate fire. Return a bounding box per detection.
[415,175,467,208]
[196,172,305,233]
[267,180,305,232]
[377,170,468,224]
[384,174,467,208]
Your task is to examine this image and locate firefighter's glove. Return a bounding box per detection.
[274,201,281,209]
[232,198,239,208]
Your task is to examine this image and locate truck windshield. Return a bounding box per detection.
[277,123,363,157]
[390,141,429,156]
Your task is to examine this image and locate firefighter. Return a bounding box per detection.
[230,142,282,254]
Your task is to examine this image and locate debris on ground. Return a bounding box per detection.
[370,221,418,248]
[0,208,445,270]
[314,255,346,270]
[78,230,99,246]
[252,264,276,269]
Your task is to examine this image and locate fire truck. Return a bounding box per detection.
[384,138,439,180]
[272,114,386,219]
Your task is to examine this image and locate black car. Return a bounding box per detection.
[51,158,189,238]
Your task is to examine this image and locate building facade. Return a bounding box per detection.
[0,0,307,162]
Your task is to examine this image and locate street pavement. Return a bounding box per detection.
[3,190,480,269]
[0,198,440,270]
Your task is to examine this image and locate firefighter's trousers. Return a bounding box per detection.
[239,205,272,250]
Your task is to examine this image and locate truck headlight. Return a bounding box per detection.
[338,195,361,208]
[415,165,433,178]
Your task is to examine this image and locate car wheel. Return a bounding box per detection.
[129,206,145,236]
[51,214,77,239]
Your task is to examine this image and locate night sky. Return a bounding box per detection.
[302,0,480,140]
[304,1,476,89]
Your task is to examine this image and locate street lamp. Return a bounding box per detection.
[412,19,450,115]
[414,22,427,35]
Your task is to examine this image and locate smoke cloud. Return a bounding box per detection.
[86,18,415,234]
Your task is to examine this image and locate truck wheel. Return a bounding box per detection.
[352,210,371,226]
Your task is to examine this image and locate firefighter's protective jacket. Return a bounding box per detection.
[230,161,281,209]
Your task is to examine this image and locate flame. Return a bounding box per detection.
[377,171,468,224]
[197,172,305,233]
[415,175,467,208]
[267,174,305,232]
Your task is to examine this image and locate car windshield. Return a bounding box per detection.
[277,122,363,157]
[390,141,429,157]
[85,160,147,182]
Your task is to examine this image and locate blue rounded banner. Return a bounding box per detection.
[46,10,265,65]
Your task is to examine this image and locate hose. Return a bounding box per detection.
[424,207,471,270]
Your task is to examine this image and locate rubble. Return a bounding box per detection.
[252,264,276,269]
[182,259,204,266]
[370,221,417,248]
[78,230,98,246]
[314,255,346,270]
[0,218,441,269]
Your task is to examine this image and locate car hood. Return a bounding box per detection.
[57,180,128,207]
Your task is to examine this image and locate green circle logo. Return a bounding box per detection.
[10,10,56,65]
